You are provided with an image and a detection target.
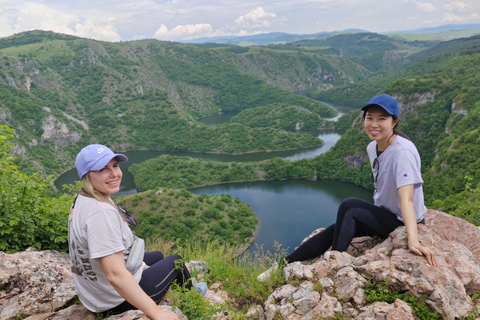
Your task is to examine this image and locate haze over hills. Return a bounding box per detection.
[182,23,480,46]
[180,29,369,45]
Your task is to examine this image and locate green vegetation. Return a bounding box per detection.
[306,35,480,222]
[154,47,337,117]
[129,154,318,191]
[116,189,258,246]
[155,238,287,319]
[230,102,329,131]
[0,30,349,175]
[365,280,442,319]
[0,126,74,253]
[130,155,263,190]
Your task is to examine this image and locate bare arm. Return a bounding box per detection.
[98,252,180,320]
[398,185,438,266]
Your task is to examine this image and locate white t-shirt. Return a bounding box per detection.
[68,195,143,312]
[367,136,427,222]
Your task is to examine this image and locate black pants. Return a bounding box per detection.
[286,197,417,262]
[106,251,192,315]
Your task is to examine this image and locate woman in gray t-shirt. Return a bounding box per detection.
[69,144,206,320]
[285,94,438,267]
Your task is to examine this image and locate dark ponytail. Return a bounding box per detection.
[391,115,410,140]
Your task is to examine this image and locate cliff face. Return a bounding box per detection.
[1,210,479,320]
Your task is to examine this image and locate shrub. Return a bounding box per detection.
[0,126,74,253]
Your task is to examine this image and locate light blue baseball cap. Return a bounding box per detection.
[361,94,400,117]
[75,144,128,179]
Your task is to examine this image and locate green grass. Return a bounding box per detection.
[148,237,287,318]
[0,42,44,56]
[0,40,75,62]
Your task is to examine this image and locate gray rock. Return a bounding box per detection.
[0,249,76,320]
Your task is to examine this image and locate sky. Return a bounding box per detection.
[0,0,479,42]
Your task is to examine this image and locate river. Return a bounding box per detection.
[54,101,373,254]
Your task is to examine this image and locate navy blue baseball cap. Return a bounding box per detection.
[75,144,128,179]
[361,94,400,117]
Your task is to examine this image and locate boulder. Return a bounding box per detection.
[23,305,95,320]
[0,249,76,320]
[263,209,480,320]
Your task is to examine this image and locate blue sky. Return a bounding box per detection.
[0,0,479,42]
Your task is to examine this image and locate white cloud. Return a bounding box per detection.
[443,1,466,12]
[154,23,220,41]
[7,2,121,42]
[0,6,14,38]
[1,0,480,42]
[75,19,121,42]
[13,3,77,35]
[415,2,436,12]
[443,12,478,23]
[235,7,282,29]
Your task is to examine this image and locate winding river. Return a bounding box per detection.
[54,102,373,254]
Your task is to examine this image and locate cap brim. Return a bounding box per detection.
[361,103,396,116]
[89,154,128,171]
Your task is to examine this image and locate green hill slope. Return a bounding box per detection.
[2,31,377,175]
[311,35,480,224]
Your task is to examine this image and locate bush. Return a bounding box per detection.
[0,126,74,253]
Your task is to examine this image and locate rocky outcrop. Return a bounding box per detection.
[40,115,81,146]
[1,210,479,320]
[0,251,215,320]
[0,249,76,320]
[256,209,480,320]
[395,92,436,118]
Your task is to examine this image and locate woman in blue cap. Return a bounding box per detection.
[68,144,207,320]
[284,94,438,266]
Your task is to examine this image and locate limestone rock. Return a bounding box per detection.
[40,115,81,146]
[104,306,187,320]
[262,209,480,320]
[23,305,95,320]
[426,209,480,263]
[356,299,415,320]
[0,249,76,320]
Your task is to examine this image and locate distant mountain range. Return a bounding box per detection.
[182,23,480,46]
[181,29,369,46]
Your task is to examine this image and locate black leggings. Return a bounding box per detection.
[286,197,409,263]
[106,251,192,315]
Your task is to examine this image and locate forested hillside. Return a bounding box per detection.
[312,35,480,224]
[2,30,480,236]
[1,30,374,175]
[127,35,480,226]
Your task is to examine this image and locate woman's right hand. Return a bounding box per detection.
[152,310,181,320]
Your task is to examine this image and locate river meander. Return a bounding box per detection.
[54,101,373,254]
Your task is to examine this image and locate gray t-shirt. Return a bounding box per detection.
[367,136,427,222]
[68,195,143,312]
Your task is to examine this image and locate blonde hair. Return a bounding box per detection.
[80,172,129,221]
[80,173,117,209]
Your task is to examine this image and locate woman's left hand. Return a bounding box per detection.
[409,242,438,266]
[398,185,439,267]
